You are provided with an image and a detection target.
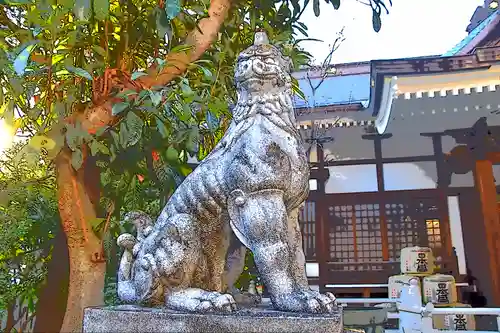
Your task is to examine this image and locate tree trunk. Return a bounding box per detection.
[56,148,106,333]
[33,225,70,333]
[47,2,232,331]
[4,303,14,333]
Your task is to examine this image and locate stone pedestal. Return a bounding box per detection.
[83,305,343,333]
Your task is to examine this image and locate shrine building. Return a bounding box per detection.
[294,3,500,305]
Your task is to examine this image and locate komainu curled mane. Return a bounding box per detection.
[116,32,337,313]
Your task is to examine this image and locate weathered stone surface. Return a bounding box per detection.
[83,305,343,333]
[114,30,337,316]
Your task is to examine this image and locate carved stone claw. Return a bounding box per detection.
[301,290,337,313]
[275,290,338,314]
[199,294,237,313]
[192,293,236,313]
[325,292,337,304]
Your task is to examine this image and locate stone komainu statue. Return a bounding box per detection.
[116,32,337,314]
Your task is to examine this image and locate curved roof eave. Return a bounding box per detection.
[443,9,500,56]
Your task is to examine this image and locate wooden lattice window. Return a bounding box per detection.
[299,201,316,260]
[328,204,384,266]
[426,219,442,249]
[386,203,421,259]
[386,200,441,260]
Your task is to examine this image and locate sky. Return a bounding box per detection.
[300,0,484,64]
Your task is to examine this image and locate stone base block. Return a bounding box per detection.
[83,304,343,333]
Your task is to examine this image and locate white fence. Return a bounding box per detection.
[332,282,500,333]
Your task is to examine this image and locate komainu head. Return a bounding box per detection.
[234,31,293,94]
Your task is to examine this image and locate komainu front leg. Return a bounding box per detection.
[288,208,337,305]
[165,288,237,313]
[228,189,336,313]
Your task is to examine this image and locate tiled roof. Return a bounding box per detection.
[443,9,499,56]
[293,73,370,109]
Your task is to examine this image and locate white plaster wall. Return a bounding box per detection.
[448,196,467,275]
[382,88,500,159]
[325,164,378,193]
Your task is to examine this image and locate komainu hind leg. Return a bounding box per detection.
[160,213,237,313]
[228,189,336,313]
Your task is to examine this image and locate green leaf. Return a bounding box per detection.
[89,140,109,156]
[0,190,9,207]
[197,65,213,80]
[206,111,219,132]
[93,0,109,20]
[156,6,171,40]
[65,124,83,151]
[291,76,306,101]
[54,102,67,118]
[180,104,191,122]
[166,146,178,162]
[372,10,382,32]
[125,111,143,147]
[180,82,193,97]
[103,229,114,258]
[4,0,33,4]
[131,71,147,80]
[92,45,106,57]
[313,0,320,17]
[66,66,93,80]
[165,0,181,19]
[89,217,106,236]
[170,44,193,53]
[13,42,38,76]
[59,0,75,10]
[331,0,340,9]
[293,22,308,37]
[71,148,84,170]
[112,102,129,115]
[110,130,120,147]
[119,122,128,148]
[156,119,169,139]
[149,91,162,107]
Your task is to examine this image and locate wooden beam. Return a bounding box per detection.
[319,154,436,167]
[487,152,500,164]
[473,160,500,306]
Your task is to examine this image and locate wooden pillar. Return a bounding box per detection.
[431,134,453,258]
[316,145,329,292]
[363,133,392,261]
[473,159,500,306]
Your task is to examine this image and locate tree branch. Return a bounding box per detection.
[78,0,232,135]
